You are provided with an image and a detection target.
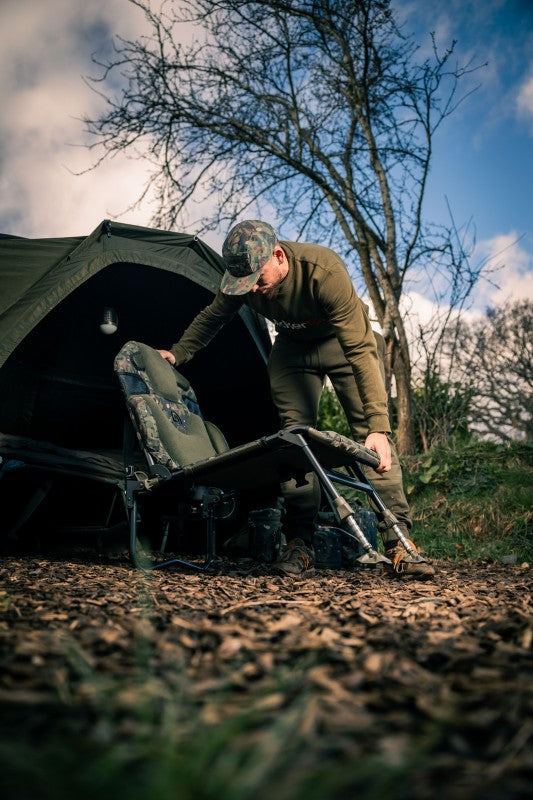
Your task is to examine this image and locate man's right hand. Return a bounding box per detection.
[364,432,392,473]
[156,349,176,366]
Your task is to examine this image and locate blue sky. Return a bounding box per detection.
[395,0,533,309]
[1,0,531,313]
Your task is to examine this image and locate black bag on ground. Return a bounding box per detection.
[315,506,379,569]
[248,508,282,562]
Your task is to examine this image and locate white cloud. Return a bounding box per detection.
[357,230,533,356]
[384,231,533,378]
[473,233,533,307]
[516,70,533,119]
[400,291,445,330]
[0,0,163,238]
[0,0,228,244]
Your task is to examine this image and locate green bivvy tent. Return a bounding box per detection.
[0,220,278,495]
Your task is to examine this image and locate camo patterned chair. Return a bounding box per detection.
[115,340,229,472]
[114,341,399,571]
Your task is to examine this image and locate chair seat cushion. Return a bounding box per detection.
[115,341,229,470]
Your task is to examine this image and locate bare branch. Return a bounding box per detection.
[82,0,487,453]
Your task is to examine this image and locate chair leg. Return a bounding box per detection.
[4,477,53,539]
[344,464,419,558]
[128,487,147,571]
[290,433,391,565]
[126,476,217,572]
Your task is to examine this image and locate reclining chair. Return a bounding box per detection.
[114,341,415,571]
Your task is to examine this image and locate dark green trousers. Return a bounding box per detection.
[267,333,411,546]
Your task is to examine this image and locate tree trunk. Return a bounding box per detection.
[393,355,416,455]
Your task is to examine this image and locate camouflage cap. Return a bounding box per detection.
[220,220,277,295]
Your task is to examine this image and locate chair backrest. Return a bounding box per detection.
[114,341,228,470]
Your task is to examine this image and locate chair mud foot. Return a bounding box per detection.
[340,512,391,565]
[356,549,391,566]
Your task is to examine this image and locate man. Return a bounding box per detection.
[158,220,434,579]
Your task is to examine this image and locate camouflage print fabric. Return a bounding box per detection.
[221,220,277,295]
[114,348,138,377]
[222,220,277,276]
[128,395,180,470]
[176,379,202,417]
[114,340,201,469]
[306,428,380,469]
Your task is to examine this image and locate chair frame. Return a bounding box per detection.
[123,425,417,571]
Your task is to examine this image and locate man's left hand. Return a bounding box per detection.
[365,432,392,473]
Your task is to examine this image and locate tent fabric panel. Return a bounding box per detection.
[0,235,83,317]
[0,247,260,370]
[0,222,229,370]
[0,220,277,455]
[0,261,277,450]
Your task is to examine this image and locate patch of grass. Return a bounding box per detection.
[401,440,533,561]
[0,692,452,800]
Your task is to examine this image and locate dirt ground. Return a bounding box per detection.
[0,550,532,799]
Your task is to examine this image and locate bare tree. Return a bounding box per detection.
[450,300,533,442]
[85,0,483,453]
